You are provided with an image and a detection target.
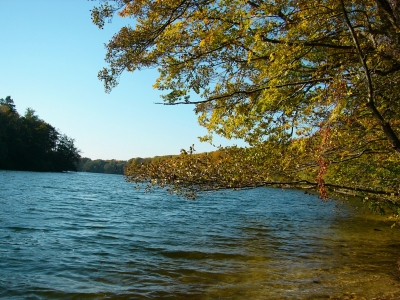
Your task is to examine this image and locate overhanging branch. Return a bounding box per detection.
[155,77,332,105]
[340,0,400,155]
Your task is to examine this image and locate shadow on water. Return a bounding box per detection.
[0,171,400,299]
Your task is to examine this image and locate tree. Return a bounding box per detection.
[0,96,16,114]
[0,101,20,168]
[53,134,81,172]
[93,1,400,205]
[18,108,59,170]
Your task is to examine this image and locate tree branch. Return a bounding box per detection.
[261,36,355,50]
[172,179,399,198]
[155,78,332,105]
[340,0,400,155]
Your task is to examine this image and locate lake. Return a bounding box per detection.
[1,170,399,299]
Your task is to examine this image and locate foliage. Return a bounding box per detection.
[125,142,399,206]
[0,96,81,172]
[93,0,400,207]
[0,96,16,113]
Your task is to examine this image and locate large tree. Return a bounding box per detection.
[92,0,400,204]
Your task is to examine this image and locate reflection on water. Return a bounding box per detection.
[0,170,399,299]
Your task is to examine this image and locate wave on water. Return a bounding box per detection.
[0,170,399,299]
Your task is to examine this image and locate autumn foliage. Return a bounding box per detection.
[93,0,400,208]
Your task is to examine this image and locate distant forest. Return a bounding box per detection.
[77,158,127,174]
[77,155,178,175]
[0,96,81,172]
[0,95,181,175]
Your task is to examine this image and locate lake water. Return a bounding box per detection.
[1,170,400,299]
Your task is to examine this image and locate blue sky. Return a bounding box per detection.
[0,1,243,160]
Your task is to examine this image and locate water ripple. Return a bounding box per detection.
[0,170,399,299]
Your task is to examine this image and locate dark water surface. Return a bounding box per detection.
[1,171,399,299]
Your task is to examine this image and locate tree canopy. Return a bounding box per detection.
[93,0,400,208]
[0,96,81,172]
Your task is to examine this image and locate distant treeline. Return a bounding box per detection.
[77,155,182,175]
[77,158,127,174]
[0,96,80,172]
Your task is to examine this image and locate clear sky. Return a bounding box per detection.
[0,1,244,160]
